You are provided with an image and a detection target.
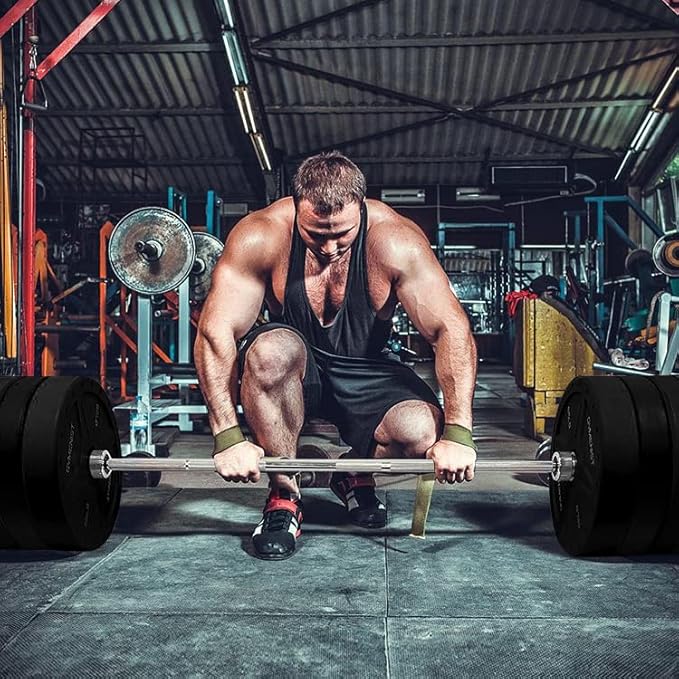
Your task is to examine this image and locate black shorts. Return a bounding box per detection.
[237,322,442,458]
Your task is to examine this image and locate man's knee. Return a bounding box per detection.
[376,400,442,457]
[243,329,306,390]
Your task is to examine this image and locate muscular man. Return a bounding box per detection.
[194,151,477,560]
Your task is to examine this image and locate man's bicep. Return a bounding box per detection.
[199,255,266,341]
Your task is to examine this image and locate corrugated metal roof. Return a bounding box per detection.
[242,0,675,38]
[1,0,676,199]
[242,0,678,186]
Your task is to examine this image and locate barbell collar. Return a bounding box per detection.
[90,449,576,482]
[134,239,163,261]
[192,258,206,275]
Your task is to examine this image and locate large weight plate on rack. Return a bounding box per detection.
[191,232,223,302]
[0,378,22,548]
[550,377,639,556]
[0,378,50,548]
[22,378,122,551]
[652,230,679,277]
[616,376,673,554]
[651,376,679,552]
[109,207,196,295]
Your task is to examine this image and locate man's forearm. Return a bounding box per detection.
[194,331,241,434]
[432,325,477,429]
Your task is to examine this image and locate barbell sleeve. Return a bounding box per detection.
[90,450,576,482]
[134,239,163,260]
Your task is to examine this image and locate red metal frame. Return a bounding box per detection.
[17,1,122,374]
[0,0,38,40]
[36,0,122,80]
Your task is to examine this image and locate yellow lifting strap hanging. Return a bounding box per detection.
[409,473,435,538]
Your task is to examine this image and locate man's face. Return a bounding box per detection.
[296,199,362,264]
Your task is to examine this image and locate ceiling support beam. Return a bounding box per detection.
[42,157,248,166]
[263,98,651,114]
[259,31,679,49]
[252,50,620,157]
[475,48,677,111]
[35,97,653,118]
[38,41,221,54]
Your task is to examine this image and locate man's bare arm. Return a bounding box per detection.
[387,221,477,428]
[194,216,271,435]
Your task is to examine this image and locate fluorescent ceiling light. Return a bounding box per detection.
[217,0,235,28]
[381,188,426,204]
[251,132,272,172]
[456,187,501,202]
[652,66,679,112]
[222,29,248,84]
[614,149,634,182]
[630,110,661,152]
[234,86,257,134]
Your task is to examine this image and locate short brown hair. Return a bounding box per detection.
[291,151,367,216]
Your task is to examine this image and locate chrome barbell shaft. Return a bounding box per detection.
[91,450,576,482]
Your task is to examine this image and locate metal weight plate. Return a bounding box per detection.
[650,376,679,552]
[0,378,21,548]
[297,444,332,488]
[109,207,196,295]
[190,232,223,302]
[616,376,673,554]
[22,378,122,551]
[0,378,50,548]
[652,231,679,277]
[624,249,653,278]
[550,376,639,556]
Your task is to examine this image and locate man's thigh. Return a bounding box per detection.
[237,322,322,415]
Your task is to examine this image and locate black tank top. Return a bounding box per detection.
[271,202,392,358]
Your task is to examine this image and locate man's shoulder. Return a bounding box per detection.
[237,197,294,236]
[366,199,431,263]
[228,198,294,256]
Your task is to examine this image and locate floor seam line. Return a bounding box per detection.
[384,532,390,679]
[40,536,132,614]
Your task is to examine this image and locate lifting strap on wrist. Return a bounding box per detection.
[212,425,246,457]
[441,423,477,451]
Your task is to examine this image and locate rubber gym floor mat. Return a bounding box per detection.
[386,535,679,619]
[0,613,33,654]
[0,613,387,678]
[384,488,553,536]
[0,535,126,613]
[50,534,387,616]
[386,617,679,679]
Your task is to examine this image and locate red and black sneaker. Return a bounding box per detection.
[252,489,303,560]
[330,473,387,529]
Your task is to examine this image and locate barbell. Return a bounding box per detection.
[0,373,677,557]
[108,207,224,298]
